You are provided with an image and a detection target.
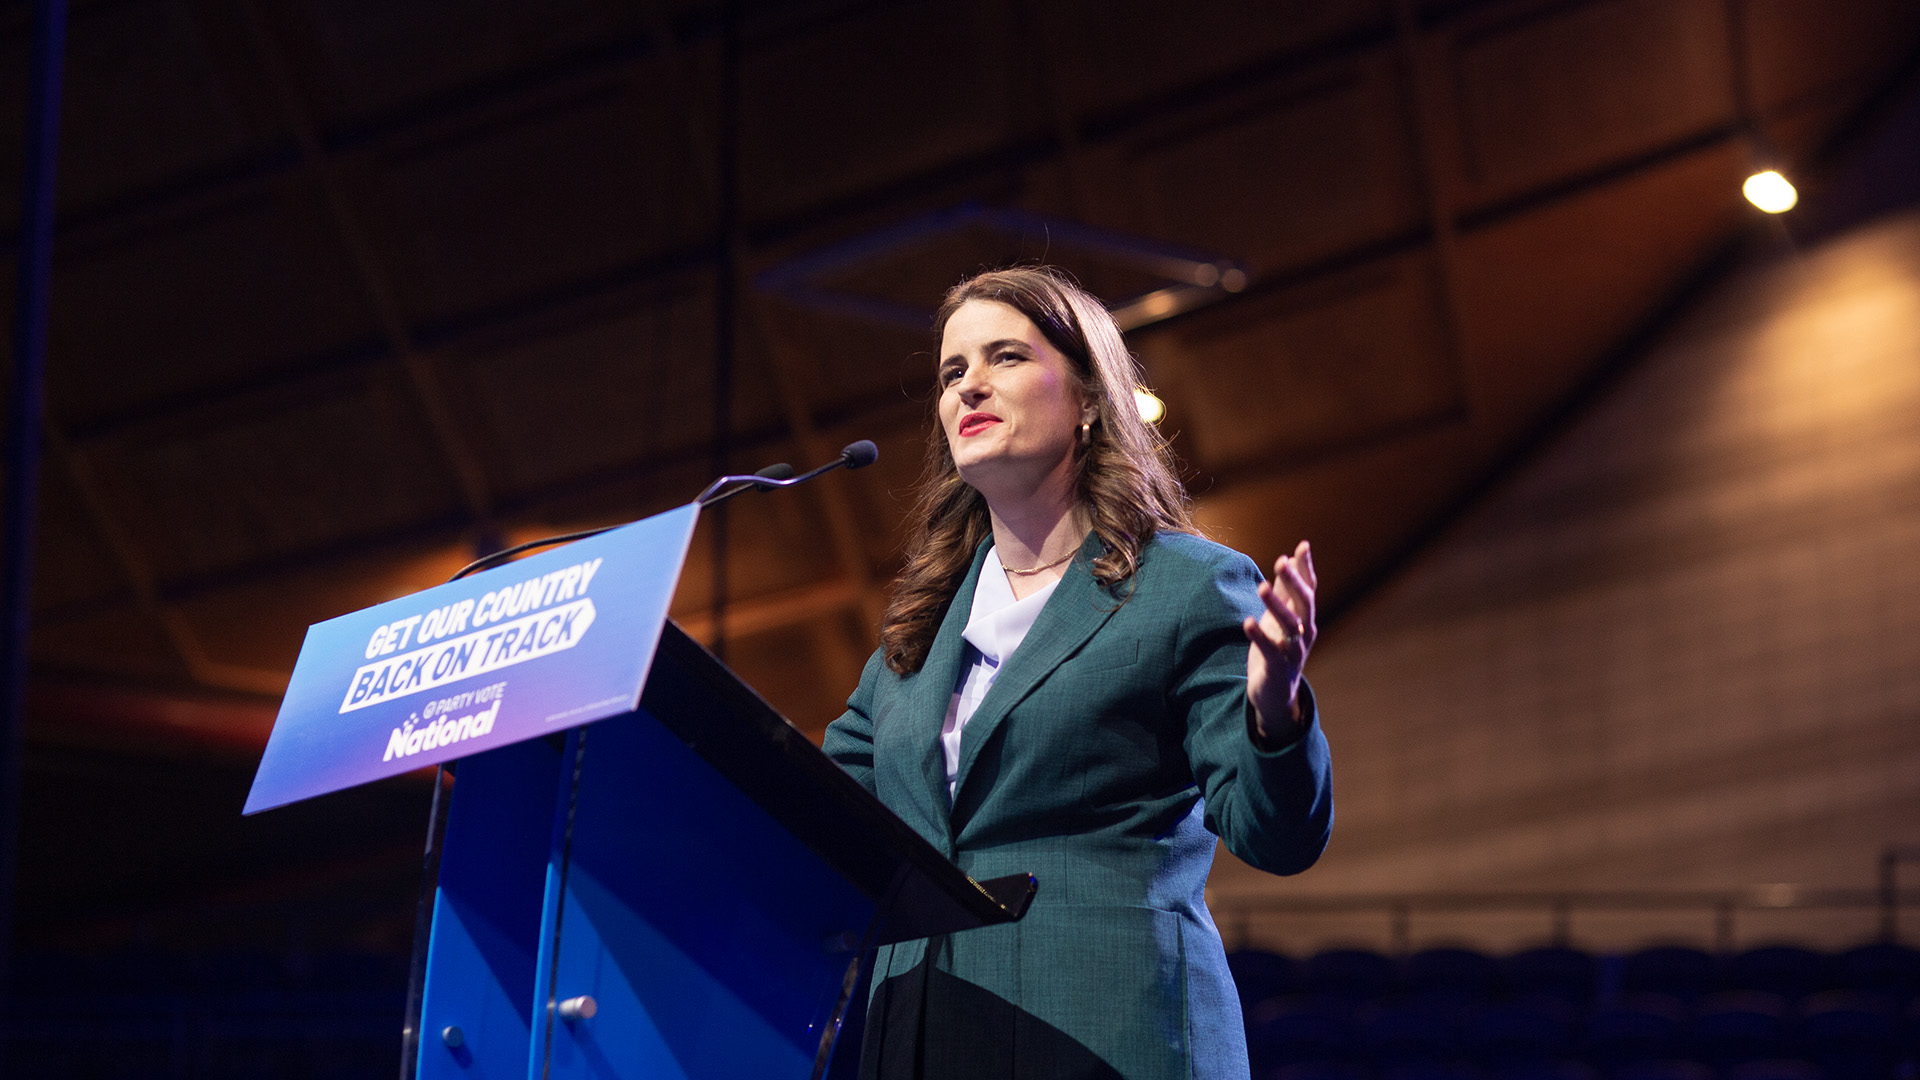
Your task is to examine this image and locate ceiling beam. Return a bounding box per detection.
[30,397,927,627]
[746,297,887,636]
[234,0,494,530]
[1391,0,1476,418]
[35,122,1757,630]
[42,412,288,695]
[673,577,860,646]
[63,103,1746,456]
[12,0,1409,263]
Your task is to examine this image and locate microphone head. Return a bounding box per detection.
[841,440,879,470]
[755,462,796,481]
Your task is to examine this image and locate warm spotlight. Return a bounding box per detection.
[1743,169,1798,214]
[1134,387,1166,424]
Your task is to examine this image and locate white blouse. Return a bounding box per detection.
[940,546,1060,801]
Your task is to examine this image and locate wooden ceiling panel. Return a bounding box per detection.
[1126,55,1424,274]
[28,463,129,616]
[0,26,27,227]
[1190,420,1483,613]
[51,0,282,213]
[1040,0,1392,122]
[7,0,1914,768]
[86,370,461,583]
[174,538,480,674]
[671,475,846,609]
[1744,0,1920,116]
[31,604,188,684]
[362,85,711,329]
[1453,142,1749,443]
[720,607,874,736]
[788,223,1106,316]
[442,284,718,499]
[753,298,950,423]
[1152,253,1460,470]
[48,181,377,430]
[1453,0,1735,204]
[25,681,280,758]
[285,0,640,132]
[740,0,1013,221]
[828,406,943,572]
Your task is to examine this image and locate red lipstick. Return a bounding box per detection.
[958,412,1001,437]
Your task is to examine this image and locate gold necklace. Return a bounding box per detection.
[1001,548,1078,576]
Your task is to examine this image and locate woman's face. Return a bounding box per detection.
[937,299,1089,502]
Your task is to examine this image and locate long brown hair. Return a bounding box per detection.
[878,267,1197,675]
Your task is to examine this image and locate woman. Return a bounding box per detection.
[824,267,1333,1080]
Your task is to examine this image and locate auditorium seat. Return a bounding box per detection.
[1269,1061,1371,1080]
[1505,947,1600,1007]
[1689,990,1790,1071]
[1408,947,1501,1001]
[1226,943,1920,1080]
[1379,1062,1487,1080]
[1304,948,1401,1001]
[1728,946,1831,999]
[307,950,405,992]
[1796,989,1900,1080]
[1834,942,1920,1002]
[1359,1000,1471,1069]
[1488,1061,1601,1080]
[1606,1059,1714,1080]
[1899,998,1920,1071]
[1584,993,1688,1069]
[196,948,288,992]
[1231,948,1301,1009]
[1621,947,1716,1002]
[1721,1059,1823,1080]
[1246,994,1357,1074]
[1470,997,1577,1071]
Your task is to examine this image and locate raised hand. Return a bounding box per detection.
[1242,540,1318,741]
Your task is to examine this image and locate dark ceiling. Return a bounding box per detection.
[8,0,1919,766]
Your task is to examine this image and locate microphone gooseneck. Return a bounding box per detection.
[698,462,797,509]
[451,464,793,581]
[451,443,878,582]
[694,440,880,505]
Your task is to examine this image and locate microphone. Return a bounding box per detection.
[698,461,797,509]
[450,445,875,582]
[693,440,879,505]
[448,461,800,582]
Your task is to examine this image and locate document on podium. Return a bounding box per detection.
[243,503,699,814]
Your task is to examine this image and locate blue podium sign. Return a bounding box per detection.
[243,504,700,815]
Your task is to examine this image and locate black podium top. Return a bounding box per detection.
[639,622,1034,946]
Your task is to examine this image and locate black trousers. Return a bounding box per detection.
[858,944,1125,1080]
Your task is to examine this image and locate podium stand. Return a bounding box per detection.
[415,622,1035,1079]
[243,505,1034,1079]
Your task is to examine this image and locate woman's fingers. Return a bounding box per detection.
[1242,615,1299,664]
[1257,579,1304,638]
[1244,613,1303,723]
[1250,542,1318,726]
[1274,560,1317,644]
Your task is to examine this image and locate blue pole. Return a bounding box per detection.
[0,0,68,1034]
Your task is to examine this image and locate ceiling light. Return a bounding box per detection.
[1134,387,1166,424]
[1743,169,1798,213]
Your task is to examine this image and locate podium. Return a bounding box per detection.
[244,504,1034,1079]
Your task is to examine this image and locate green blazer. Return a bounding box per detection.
[824,530,1334,1080]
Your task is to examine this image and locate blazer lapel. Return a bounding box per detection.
[950,532,1118,802]
[905,542,992,827]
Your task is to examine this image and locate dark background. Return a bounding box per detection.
[1,0,1918,1073]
